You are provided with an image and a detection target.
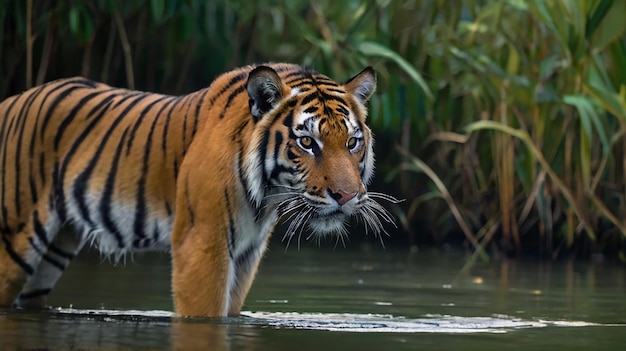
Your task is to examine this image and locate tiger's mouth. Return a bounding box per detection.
[275,191,400,246]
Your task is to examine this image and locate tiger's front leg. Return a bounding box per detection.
[171,222,233,317]
[170,163,243,317]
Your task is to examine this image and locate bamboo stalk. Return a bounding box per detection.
[113,2,134,89]
[101,19,116,83]
[26,0,33,89]
[36,16,54,85]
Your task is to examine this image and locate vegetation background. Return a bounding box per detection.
[1,0,625,260]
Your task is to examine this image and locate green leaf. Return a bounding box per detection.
[563,94,610,157]
[357,40,433,99]
[69,6,80,34]
[586,0,613,39]
[589,0,626,51]
[151,0,166,22]
[584,82,626,123]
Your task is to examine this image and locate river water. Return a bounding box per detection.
[1,245,625,350]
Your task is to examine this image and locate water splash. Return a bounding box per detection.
[52,308,616,334]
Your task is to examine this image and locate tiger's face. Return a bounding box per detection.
[244,65,394,241]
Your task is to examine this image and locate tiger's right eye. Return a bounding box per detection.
[298,136,314,150]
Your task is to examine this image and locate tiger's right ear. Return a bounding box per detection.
[246,66,283,121]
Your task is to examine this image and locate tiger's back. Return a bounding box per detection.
[0,63,394,316]
[0,78,202,252]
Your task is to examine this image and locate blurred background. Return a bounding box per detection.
[1,0,625,260]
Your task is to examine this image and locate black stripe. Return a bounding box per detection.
[165,201,172,217]
[336,105,349,116]
[161,96,182,156]
[284,70,308,83]
[29,175,38,204]
[173,154,179,180]
[54,89,114,151]
[264,100,297,128]
[184,183,195,226]
[0,95,22,228]
[48,243,75,260]
[282,110,294,128]
[300,91,318,106]
[133,104,163,241]
[258,129,270,183]
[269,131,291,181]
[318,118,327,133]
[272,65,292,73]
[272,131,283,169]
[19,288,52,300]
[152,223,159,243]
[42,253,66,271]
[63,95,119,225]
[112,91,142,108]
[32,210,49,247]
[29,81,84,157]
[39,82,92,142]
[290,80,322,90]
[52,161,66,223]
[99,128,131,248]
[312,76,339,86]
[236,146,255,208]
[209,72,247,105]
[218,85,246,119]
[319,90,348,105]
[192,93,203,139]
[12,84,46,137]
[74,94,148,248]
[125,96,169,156]
[303,106,317,114]
[2,235,34,274]
[224,189,236,260]
[0,94,22,141]
[234,245,257,272]
[270,164,294,183]
[326,88,346,94]
[74,77,98,89]
[230,120,249,142]
[38,151,46,184]
[181,95,193,147]
[28,236,44,255]
[12,87,49,217]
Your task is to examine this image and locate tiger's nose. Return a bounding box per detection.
[329,189,358,206]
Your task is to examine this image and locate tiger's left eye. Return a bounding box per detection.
[347,137,359,150]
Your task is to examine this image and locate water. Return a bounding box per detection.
[1,245,625,350]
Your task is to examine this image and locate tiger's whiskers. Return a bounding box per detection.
[273,190,401,249]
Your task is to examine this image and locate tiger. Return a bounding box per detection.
[0,63,396,317]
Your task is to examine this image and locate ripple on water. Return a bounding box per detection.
[52,308,613,334]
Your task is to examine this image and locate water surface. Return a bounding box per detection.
[1,246,624,350]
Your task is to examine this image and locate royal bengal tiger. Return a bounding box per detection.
[0,63,396,317]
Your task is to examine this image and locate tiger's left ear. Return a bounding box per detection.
[344,67,376,105]
[247,66,283,121]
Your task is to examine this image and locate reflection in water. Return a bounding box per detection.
[0,309,244,350]
[0,248,625,350]
[1,307,621,350]
[170,318,234,351]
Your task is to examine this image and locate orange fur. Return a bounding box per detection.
[0,63,388,316]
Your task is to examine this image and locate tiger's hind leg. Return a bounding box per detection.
[0,207,62,308]
[17,228,84,308]
[0,229,36,307]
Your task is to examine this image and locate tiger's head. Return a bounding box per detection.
[243,64,396,242]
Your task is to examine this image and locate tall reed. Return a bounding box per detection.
[1,0,624,258]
